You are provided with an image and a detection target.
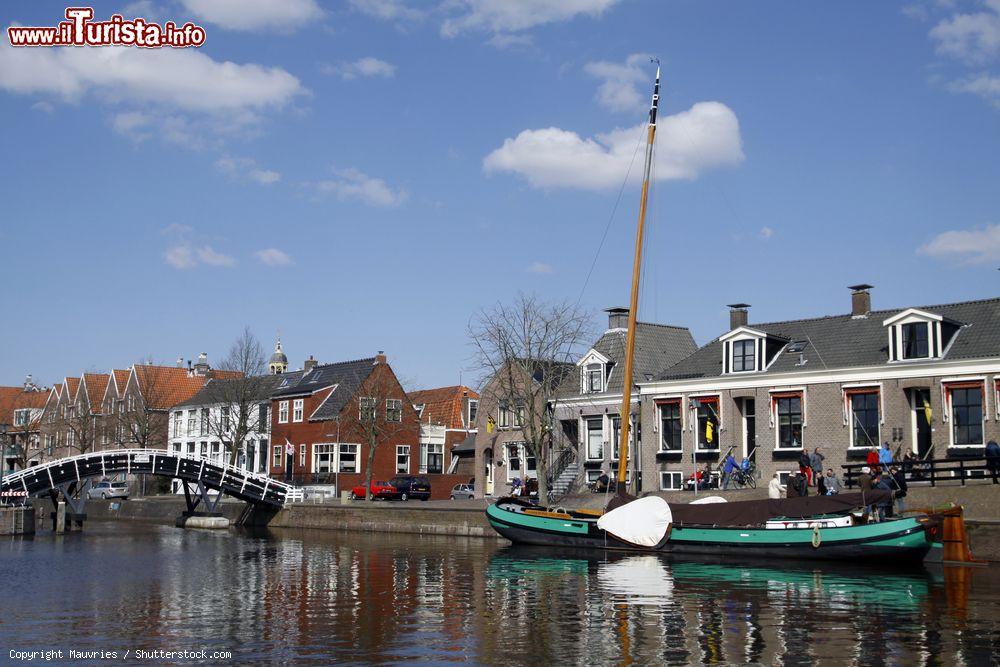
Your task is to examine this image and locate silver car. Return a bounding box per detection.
[450,483,475,500]
[87,481,129,500]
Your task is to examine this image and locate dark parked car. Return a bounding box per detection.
[389,475,431,501]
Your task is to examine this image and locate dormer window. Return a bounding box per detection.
[732,340,755,372]
[901,322,929,359]
[577,349,611,394]
[720,327,783,374]
[585,363,604,393]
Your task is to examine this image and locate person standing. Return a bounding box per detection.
[879,441,894,473]
[873,473,893,521]
[824,469,841,495]
[891,465,908,515]
[809,447,825,487]
[722,452,737,490]
[986,440,1000,485]
[866,446,880,470]
[798,450,813,486]
[768,472,786,499]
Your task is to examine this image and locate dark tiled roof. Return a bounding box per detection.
[657,297,1000,381]
[271,358,378,421]
[175,373,287,408]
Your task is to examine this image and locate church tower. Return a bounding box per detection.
[269,336,288,375]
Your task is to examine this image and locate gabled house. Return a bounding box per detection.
[268,353,434,495]
[640,286,1000,492]
[408,385,479,479]
[0,376,49,472]
[551,307,697,493]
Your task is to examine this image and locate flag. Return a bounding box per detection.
[923,400,932,426]
[705,419,714,444]
[486,416,495,434]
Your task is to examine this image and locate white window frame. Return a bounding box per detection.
[586,470,603,484]
[498,401,512,429]
[292,399,304,423]
[273,444,282,468]
[338,443,359,473]
[692,395,722,453]
[946,383,986,448]
[660,471,683,491]
[468,399,478,426]
[731,339,757,373]
[278,400,289,424]
[845,388,881,451]
[386,399,403,423]
[173,412,182,438]
[420,442,444,474]
[584,363,604,394]
[584,416,604,461]
[777,470,794,486]
[299,443,306,467]
[396,445,410,474]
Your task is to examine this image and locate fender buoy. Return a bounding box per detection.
[812,525,822,548]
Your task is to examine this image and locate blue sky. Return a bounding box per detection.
[2,0,999,390]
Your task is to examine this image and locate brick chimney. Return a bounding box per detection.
[193,352,210,376]
[849,284,873,318]
[304,355,318,373]
[375,351,387,364]
[727,304,750,330]
[605,307,629,330]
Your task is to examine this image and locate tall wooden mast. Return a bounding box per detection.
[615,64,659,493]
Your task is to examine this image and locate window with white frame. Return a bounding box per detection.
[585,417,604,460]
[66,430,74,448]
[849,391,880,449]
[506,443,521,479]
[586,469,603,484]
[611,415,636,462]
[386,399,402,423]
[901,322,929,360]
[420,443,443,474]
[313,443,336,473]
[221,406,230,432]
[777,470,794,486]
[660,471,683,491]
[200,408,209,435]
[360,397,376,422]
[14,409,30,426]
[273,444,282,468]
[187,442,196,456]
[299,443,306,467]
[498,400,512,428]
[278,401,289,424]
[775,395,803,449]
[292,399,304,422]
[584,363,603,393]
[173,412,182,437]
[468,400,478,425]
[187,410,197,436]
[732,339,756,372]
[515,403,526,427]
[659,401,682,451]
[339,443,359,472]
[950,386,984,446]
[396,445,410,473]
[695,399,720,451]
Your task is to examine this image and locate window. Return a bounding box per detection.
[660,471,683,491]
[498,400,512,428]
[360,397,376,422]
[421,443,443,474]
[211,442,221,460]
[258,404,269,432]
[586,470,603,484]
[506,443,521,474]
[850,392,879,449]
[468,400,478,425]
[299,444,306,467]
[221,406,230,431]
[515,403,526,427]
[951,387,984,446]
[611,416,636,462]
[14,409,30,426]
[187,442,196,456]
[187,410,197,436]
[696,399,720,451]
[339,443,358,473]
[732,340,756,372]
[292,399,304,422]
[586,417,604,460]
[659,402,682,451]
[200,408,209,435]
[66,431,74,448]
[396,445,410,473]
[584,363,603,393]
[776,395,803,449]
[173,412,182,437]
[273,445,282,468]
[278,401,289,424]
[313,444,335,473]
[386,399,402,423]
[902,322,929,359]
[259,438,268,473]
[777,470,794,486]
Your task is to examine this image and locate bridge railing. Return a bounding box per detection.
[842,456,995,488]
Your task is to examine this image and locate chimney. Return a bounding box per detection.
[849,284,873,318]
[376,350,387,364]
[176,356,184,368]
[194,352,210,376]
[727,304,750,330]
[23,374,33,391]
[304,355,318,373]
[605,307,629,330]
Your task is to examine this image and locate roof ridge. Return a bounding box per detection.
[314,356,377,370]
[748,295,1000,330]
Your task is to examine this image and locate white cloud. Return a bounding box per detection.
[526,261,554,274]
[929,0,1000,63]
[483,101,744,190]
[349,0,425,23]
[918,223,1000,264]
[321,57,396,80]
[0,41,305,114]
[197,246,237,267]
[441,0,623,37]
[255,248,294,266]
[165,244,197,269]
[179,0,323,32]
[216,156,281,185]
[759,226,774,240]
[584,53,654,113]
[31,101,54,114]
[312,168,407,207]
[949,72,1000,106]
[164,243,235,269]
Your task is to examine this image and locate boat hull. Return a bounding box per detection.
[486,501,933,563]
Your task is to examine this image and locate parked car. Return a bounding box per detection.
[87,481,129,500]
[389,475,431,501]
[450,483,475,500]
[350,481,398,500]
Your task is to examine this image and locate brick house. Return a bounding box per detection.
[0,377,49,472]
[408,385,479,480]
[639,287,1000,493]
[269,353,470,498]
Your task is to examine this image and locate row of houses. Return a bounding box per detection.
[472,287,1000,496]
[1,345,479,500]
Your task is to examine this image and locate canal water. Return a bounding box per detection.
[2,522,999,665]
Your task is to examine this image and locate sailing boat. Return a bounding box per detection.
[485,65,937,563]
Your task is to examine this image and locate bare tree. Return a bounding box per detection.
[58,400,98,456]
[468,293,591,505]
[357,360,415,501]
[203,327,269,466]
[115,358,174,451]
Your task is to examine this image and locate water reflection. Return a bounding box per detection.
[0,523,997,665]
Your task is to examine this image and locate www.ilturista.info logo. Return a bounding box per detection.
[7,7,206,48]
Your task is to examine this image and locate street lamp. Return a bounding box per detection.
[0,422,9,503]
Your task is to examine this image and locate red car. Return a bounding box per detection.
[349,481,398,500]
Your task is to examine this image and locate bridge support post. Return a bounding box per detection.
[55,501,66,534]
[177,480,229,529]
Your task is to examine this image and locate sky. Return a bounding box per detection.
[2,0,999,391]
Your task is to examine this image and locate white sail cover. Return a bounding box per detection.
[597,496,673,547]
[690,495,728,505]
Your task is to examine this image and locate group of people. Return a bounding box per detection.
[769,468,843,499]
[856,464,908,521]
[797,447,826,486]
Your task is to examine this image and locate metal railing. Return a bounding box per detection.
[842,456,996,488]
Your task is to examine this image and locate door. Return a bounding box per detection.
[485,449,494,496]
[912,389,933,458]
[742,398,756,462]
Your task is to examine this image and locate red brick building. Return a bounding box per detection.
[408,385,479,481]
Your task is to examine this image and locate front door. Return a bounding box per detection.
[742,398,756,462]
[485,449,494,496]
[911,389,933,458]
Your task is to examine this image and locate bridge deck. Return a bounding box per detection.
[0,449,296,508]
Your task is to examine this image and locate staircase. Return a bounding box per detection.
[549,449,581,499]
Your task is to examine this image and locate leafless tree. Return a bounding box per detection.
[203,327,269,466]
[58,398,98,456]
[115,358,173,451]
[357,361,414,501]
[468,293,592,505]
